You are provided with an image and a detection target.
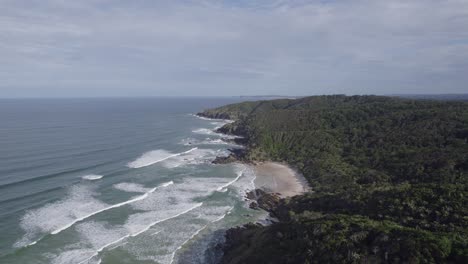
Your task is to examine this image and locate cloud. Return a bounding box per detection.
[0,0,467,97]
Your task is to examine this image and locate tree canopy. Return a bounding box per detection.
[199,95,468,263]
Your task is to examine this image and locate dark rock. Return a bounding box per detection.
[245,189,282,216]
[212,148,249,164]
[212,155,239,164]
[249,201,259,210]
[276,231,284,239]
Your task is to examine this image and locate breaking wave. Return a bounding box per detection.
[81,175,103,181]
[14,181,174,248]
[127,148,198,168]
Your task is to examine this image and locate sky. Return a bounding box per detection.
[0,0,467,97]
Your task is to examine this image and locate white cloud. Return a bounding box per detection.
[0,0,467,97]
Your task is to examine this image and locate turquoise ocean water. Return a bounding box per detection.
[0,98,262,264]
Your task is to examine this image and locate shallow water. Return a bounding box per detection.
[0,97,262,264]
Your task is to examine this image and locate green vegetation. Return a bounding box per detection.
[198,95,468,263]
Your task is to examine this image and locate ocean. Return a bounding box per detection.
[0,97,263,264]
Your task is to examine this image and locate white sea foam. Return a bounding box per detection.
[26,172,242,263]
[114,182,150,193]
[230,164,256,198]
[14,186,110,248]
[53,193,231,264]
[212,206,234,223]
[127,148,198,168]
[169,224,208,264]
[164,205,235,264]
[113,181,174,194]
[161,181,174,187]
[180,137,241,147]
[191,128,241,139]
[129,177,229,212]
[126,204,234,264]
[15,181,174,248]
[210,121,226,129]
[216,169,243,192]
[190,114,234,123]
[51,202,204,264]
[160,148,218,168]
[132,203,202,237]
[50,248,96,264]
[50,187,159,235]
[190,114,213,121]
[200,205,235,223]
[81,175,103,181]
[72,222,129,264]
[192,128,216,135]
[74,203,203,264]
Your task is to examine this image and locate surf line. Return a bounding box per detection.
[168,206,234,264]
[216,169,244,192]
[25,181,175,248]
[191,113,234,123]
[127,148,198,168]
[212,206,234,223]
[169,225,208,264]
[78,202,203,264]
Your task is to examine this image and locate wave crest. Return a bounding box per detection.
[127,148,198,169]
[82,175,103,181]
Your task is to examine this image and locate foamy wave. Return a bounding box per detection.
[160,148,219,169]
[114,181,174,193]
[161,181,174,187]
[190,114,213,121]
[192,128,215,135]
[73,203,204,264]
[216,169,243,192]
[15,181,175,249]
[72,222,129,264]
[50,248,96,264]
[212,206,234,223]
[68,178,234,264]
[192,127,242,140]
[56,194,232,264]
[230,164,256,198]
[210,121,226,129]
[129,177,228,212]
[190,114,234,123]
[81,175,103,181]
[14,186,109,248]
[166,205,235,263]
[180,137,241,147]
[169,224,208,264]
[49,181,207,263]
[114,182,150,193]
[24,175,241,263]
[127,148,198,168]
[126,204,234,264]
[50,187,158,235]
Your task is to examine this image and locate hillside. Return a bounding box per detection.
[198,95,468,263]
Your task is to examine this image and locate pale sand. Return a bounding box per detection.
[253,162,309,198]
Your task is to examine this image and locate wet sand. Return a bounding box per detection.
[253,162,309,198]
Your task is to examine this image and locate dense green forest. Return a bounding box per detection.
[198,95,468,264]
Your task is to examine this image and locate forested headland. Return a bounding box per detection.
[198,95,468,264]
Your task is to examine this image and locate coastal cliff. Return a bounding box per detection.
[199,95,468,264]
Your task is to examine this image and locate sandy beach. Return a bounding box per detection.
[253,162,309,198]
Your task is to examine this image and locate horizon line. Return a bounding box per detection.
[0,93,468,100]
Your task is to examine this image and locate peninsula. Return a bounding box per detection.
[198,95,468,264]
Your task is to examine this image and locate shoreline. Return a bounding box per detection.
[253,162,309,198]
[195,113,310,198]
